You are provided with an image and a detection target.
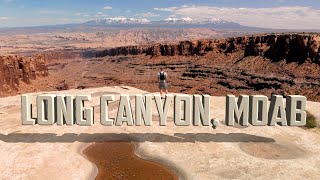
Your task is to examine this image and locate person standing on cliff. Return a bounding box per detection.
[158,68,168,98]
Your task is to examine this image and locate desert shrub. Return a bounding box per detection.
[305,111,317,128]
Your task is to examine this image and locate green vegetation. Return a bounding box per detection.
[305,111,317,129]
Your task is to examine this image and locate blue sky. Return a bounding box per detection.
[0,0,320,29]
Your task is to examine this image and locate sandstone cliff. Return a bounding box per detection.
[95,46,147,57]
[42,51,82,61]
[0,55,48,94]
[95,33,320,64]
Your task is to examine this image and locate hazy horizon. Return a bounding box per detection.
[0,0,319,29]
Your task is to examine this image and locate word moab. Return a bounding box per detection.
[226,95,307,126]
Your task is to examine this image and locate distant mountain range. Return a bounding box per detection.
[83,17,243,29]
[1,17,315,36]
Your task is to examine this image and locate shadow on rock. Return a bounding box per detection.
[0,133,275,143]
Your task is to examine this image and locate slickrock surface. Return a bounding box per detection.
[0,86,319,179]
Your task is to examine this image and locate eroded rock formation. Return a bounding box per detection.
[0,55,48,93]
[96,46,146,57]
[95,33,320,64]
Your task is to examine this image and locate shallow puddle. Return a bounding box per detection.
[83,141,179,180]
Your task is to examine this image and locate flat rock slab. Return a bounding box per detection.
[0,86,319,180]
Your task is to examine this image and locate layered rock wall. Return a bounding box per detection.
[95,33,320,64]
[42,51,82,61]
[0,55,48,93]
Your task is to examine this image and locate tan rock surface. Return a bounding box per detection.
[0,86,319,180]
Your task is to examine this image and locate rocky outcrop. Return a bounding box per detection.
[0,55,48,93]
[95,33,320,64]
[96,46,147,57]
[56,80,69,91]
[261,34,319,63]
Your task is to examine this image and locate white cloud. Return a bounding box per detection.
[165,17,179,21]
[96,12,108,17]
[155,5,320,29]
[75,12,83,16]
[0,17,10,21]
[135,12,160,18]
[75,13,91,17]
[76,12,108,18]
[103,6,113,10]
[154,7,178,12]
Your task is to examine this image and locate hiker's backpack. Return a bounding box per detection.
[159,72,166,80]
